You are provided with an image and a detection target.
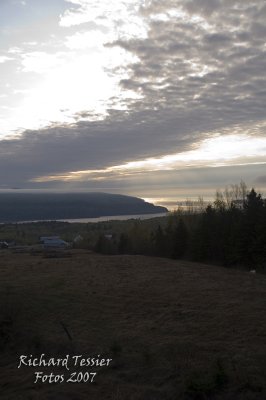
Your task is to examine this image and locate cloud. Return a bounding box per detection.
[60,0,148,39]
[30,133,266,184]
[256,175,266,184]
[1,1,145,137]
[12,0,27,5]
[0,0,266,196]
[111,0,266,128]
[8,47,23,54]
[0,115,265,188]
[21,51,66,73]
[0,55,14,63]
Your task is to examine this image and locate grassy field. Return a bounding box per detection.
[0,249,266,399]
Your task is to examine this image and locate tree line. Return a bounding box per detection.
[94,182,266,270]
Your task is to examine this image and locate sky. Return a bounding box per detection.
[0,0,266,207]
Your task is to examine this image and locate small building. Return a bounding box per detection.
[39,236,69,249]
[73,235,83,243]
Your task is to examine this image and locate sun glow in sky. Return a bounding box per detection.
[0,0,146,137]
[14,46,139,131]
[0,0,266,200]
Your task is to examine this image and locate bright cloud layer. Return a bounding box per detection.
[31,133,266,183]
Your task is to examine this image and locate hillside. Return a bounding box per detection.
[1,250,266,399]
[0,192,167,223]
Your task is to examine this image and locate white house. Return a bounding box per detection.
[39,236,69,249]
[0,241,8,249]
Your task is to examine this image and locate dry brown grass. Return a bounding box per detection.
[0,249,266,399]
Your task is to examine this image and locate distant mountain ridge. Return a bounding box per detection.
[0,192,168,223]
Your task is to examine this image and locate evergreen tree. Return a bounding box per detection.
[152,225,166,257]
[118,232,130,254]
[172,218,188,259]
[240,189,265,267]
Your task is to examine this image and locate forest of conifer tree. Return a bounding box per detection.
[95,183,266,270]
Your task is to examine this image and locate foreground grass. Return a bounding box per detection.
[0,249,266,399]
